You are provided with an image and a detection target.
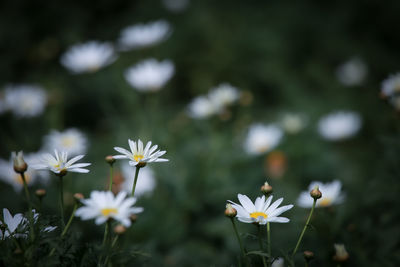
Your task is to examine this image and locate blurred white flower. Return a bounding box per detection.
[318,111,361,141]
[75,191,143,227]
[381,72,400,98]
[0,153,49,192]
[121,162,156,198]
[0,208,24,239]
[244,124,283,155]
[208,83,240,112]
[32,150,90,175]
[297,180,345,208]
[43,128,88,156]
[4,85,47,118]
[280,113,307,134]
[118,20,171,51]
[162,0,190,13]
[60,41,117,74]
[228,194,293,225]
[271,257,284,267]
[333,244,349,262]
[124,59,175,92]
[336,58,367,86]
[187,96,217,119]
[114,139,168,167]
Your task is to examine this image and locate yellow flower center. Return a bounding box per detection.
[101,208,118,217]
[319,198,332,207]
[61,136,75,147]
[14,173,31,185]
[250,212,268,219]
[133,155,144,162]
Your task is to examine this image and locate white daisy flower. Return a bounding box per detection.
[381,73,400,98]
[244,124,284,155]
[187,96,217,119]
[162,0,190,13]
[114,139,168,167]
[297,180,345,208]
[336,58,367,86]
[228,194,293,225]
[118,20,171,51]
[280,113,307,134]
[43,128,88,156]
[271,257,284,267]
[60,41,117,74]
[318,111,362,141]
[0,208,25,239]
[75,191,143,227]
[32,150,90,175]
[120,162,156,198]
[124,59,175,92]
[0,153,49,192]
[208,83,240,112]
[4,84,47,118]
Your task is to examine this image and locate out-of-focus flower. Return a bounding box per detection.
[333,244,349,262]
[43,128,88,156]
[336,58,367,86]
[271,257,284,267]
[208,83,240,113]
[228,194,293,225]
[280,113,307,134]
[264,150,287,179]
[318,111,361,141]
[32,150,90,176]
[0,208,25,239]
[120,162,156,197]
[12,151,27,174]
[75,191,143,227]
[187,96,216,119]
[60,41,117,74]
[114,139,168,167]
[0,153,49,192]
[118,20,171,51]
[4,85,47,118]
[381,73,400,98]
[297,180,345,208]
[244,124,283,155]
[124,59,174,92]
[162,0,190,13]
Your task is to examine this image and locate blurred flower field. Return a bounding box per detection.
[1,0,400,266]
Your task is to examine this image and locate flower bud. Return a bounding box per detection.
[105,155,115,165]
[310,185,322,200]
[113,224,127,235]
[12,151,27,174]
[333,244,349,262]
[130,214,138,223]
[35,189,46,199]
[73,193,84,203]
[261,181,273,195]
[224,203,237,218]
[303,250,314,261]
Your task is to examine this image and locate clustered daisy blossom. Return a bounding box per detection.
[121,162,156,197]
[60,41,117,74]
[244,123,283,155]
[336,57,367,86]
[43,128,88,156]
[229,194,293,225]
[124,59,175,92]
[317,111,362,141]
[75,191,143,227]
[3,84,47,118]
[118,20,171,51]
[114,139,168,167]
[32,150,90,175]
[297,180,345,208]
[187,96,216,119]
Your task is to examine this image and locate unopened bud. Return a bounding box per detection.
[35,189,46,199]
[130,214,138,223]
[261,181,273,195]
[333,244,349,262]
[73,193,84,203]
[224,203,237,218]
[12,151,28,174]
[113,224,127,235]
[310,186,322,200]
[105,155,115,165]
[303,250,314,261]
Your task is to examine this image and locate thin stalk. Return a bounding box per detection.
[0,218,22,250]
[292,199,317,257]
[258,225,267,267]
[131,167,141,197]
[59,176,65,229]
[20,172,34,241]
[108,165,114,191]
[99,220,112,266]
[267,222,271,267]
[20,173,31,203]
[230,218,246,259]
[103,235,119,266]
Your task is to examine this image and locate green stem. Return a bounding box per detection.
[131,167,141,197]
[305,262,309,267]
[267,222,271,267]
[258,225,267,267]
[99,220,112,266]
[103,235,119,266]
[59,176,65,230]
[108,165,114,191]
[292,199,317,257]
[230,218,246,259]
[20,172,35,241]
[21,172,31,203]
